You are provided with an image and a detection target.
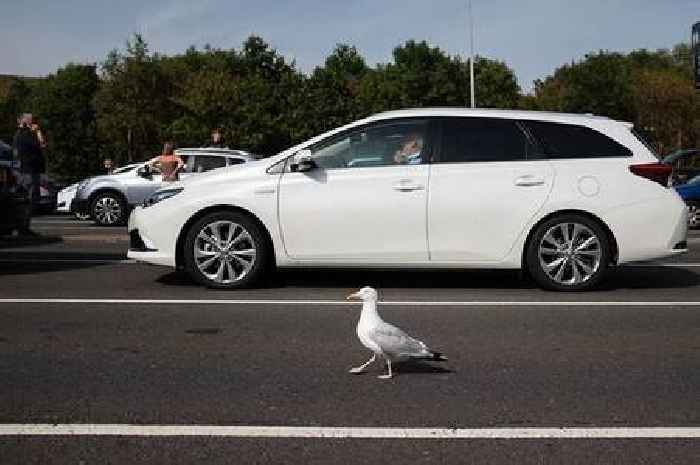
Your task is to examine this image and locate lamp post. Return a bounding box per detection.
[469,0,476,108]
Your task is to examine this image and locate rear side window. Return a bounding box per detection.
[228,157,246,166]
[525,121,632,159]
[192,155,227,173]
[438,117,532,163]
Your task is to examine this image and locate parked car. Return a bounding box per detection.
[664,148,700,185]
[0,154,30,236]
[127,109,688,291]
[674,175,700,229]
[1,139,57,215]
[72,148,254,226]
[57,163,141,219]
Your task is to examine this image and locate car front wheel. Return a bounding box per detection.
[91,192,127,226]
[526,214,611,291]
[183,211,271,289]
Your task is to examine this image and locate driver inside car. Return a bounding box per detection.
[393,133,423,164]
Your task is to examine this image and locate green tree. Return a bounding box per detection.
[95,34,173,166]
[358,40,520,113]
[633,69,698,154]
[296,44,369,139]
[0,78,33,142]
[27,64,100,181]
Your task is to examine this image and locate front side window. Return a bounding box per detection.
[192,155,227,173]
[438,117,531,163]
[525,121,632,159]
[309,120,429,170]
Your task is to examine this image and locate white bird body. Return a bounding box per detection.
[347,287,447,379]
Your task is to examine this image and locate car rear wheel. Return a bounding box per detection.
[91,192,126,226]
[526,214,611,291]
[183,211,271,289]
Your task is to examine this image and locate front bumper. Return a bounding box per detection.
[126,207,177,267]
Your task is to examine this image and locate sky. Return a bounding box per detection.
[1,0,698,92]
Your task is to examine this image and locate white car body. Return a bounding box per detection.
[128,109,687,281]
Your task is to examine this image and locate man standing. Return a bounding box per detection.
[202,127,226,148]
[12,113,43,235]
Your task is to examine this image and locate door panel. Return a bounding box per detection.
[278,119,433,262]
[428,161,553,262]
[279,165,429,261]
[428,117,554,262]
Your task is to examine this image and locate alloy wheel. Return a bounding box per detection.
[193,220,257,284]
[538,222,602,286]
[94,196,123,225]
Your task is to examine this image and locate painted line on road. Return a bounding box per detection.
[1,424,699,439]
[2,298,700,307]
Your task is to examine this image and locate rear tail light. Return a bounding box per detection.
[629,162,672,187]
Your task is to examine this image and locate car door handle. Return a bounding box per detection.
[514,176,545,187]
[392,180,424,192]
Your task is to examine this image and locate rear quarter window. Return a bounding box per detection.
[524,121,632,159]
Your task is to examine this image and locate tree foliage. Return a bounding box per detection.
[28,64,100,179]
[530,47,698,153]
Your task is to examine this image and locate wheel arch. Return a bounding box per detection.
[175,204,276,269]
[88,187,128,207]
[521,209,619,270]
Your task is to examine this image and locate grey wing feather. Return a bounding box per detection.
[369,322,431,358]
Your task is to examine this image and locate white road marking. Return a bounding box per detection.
[1,298,700,306]
[0,424,698,439]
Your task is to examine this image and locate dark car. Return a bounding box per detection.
[0,139,57,215]
[0,141,30,235]
[664,148,700,185]
[675,175,700,229]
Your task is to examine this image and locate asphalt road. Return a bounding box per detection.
[0,215,699,464]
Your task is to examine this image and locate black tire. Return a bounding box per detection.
[525,213,612,291]
[183,210,272,289]
[90,192,127,226]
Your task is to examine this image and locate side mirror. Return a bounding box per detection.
[290,149,317,173]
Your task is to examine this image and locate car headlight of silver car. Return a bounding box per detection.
[143,187,184,208]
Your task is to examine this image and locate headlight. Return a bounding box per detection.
[143,187,184,208]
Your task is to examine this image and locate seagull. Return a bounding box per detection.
[346,286,447,379]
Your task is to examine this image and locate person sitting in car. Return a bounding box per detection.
[393,133,423,164]
[146,142,184,183]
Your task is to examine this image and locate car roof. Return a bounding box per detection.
[370,107,623,125]
[174,147,255,159]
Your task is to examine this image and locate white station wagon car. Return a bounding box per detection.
[127,108,688,291]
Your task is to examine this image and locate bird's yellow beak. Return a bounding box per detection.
[346,292,360,301]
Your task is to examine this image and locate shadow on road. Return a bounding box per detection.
[156,265,700,291]
[0,235,62,249]
[0,249,126,276]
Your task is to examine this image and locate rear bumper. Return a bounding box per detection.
[612,195,688,263]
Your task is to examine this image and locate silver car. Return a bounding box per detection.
[71,148,254,226]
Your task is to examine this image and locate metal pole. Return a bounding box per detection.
[469,0,476,108]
